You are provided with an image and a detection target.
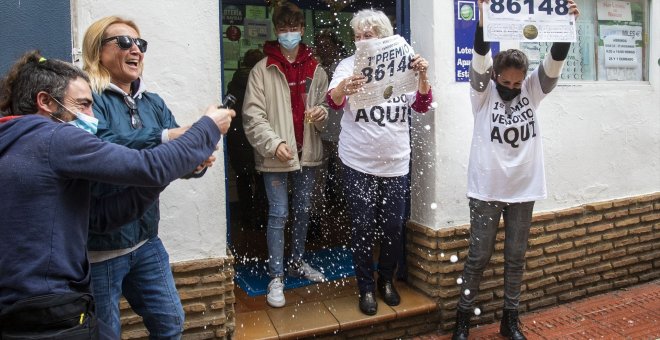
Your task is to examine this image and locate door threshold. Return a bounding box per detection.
[233,277,437,339]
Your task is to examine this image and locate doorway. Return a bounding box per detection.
[221,0,410,297]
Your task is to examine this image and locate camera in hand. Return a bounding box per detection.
[221,94,237,109]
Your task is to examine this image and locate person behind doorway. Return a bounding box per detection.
[327,9,432,316]
[0,51,232,339]
[308,29,349,241]
[452,1,580,339]
[242,2,329,308]
[81,16,217,338]
[227,49,268,230]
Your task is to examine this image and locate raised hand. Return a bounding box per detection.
[204,105,235,134]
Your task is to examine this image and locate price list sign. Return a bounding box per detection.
[483,0,576,42]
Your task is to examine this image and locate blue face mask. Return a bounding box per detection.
[278,32,302,51]
[50,95,99,134]
[68,112,99,134]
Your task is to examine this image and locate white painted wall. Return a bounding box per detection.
[72,0,227,261]
[70,0,659,260]
[409,0,660,228]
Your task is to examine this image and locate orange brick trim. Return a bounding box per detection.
[119,255,235,339]
[406,192,660,331]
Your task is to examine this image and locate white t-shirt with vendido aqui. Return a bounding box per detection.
[467,57,555,203]
[329,55,417,177]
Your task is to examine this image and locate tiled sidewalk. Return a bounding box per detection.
[415,280,659,340]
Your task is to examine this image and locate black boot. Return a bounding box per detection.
[377,278,400,306]
[500,309,526,340]
[359,291,377,315]
[451,309,471,340]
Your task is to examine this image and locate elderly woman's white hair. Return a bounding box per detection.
[350,9,394,38]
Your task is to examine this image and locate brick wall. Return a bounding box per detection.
[406,193,660,331]
[119,256,235,339]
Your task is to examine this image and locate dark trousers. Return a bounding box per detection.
[458,198,535,311]
[342,164,408,294]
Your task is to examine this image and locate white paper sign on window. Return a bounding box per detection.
[597,0,632,22]
[597,24,643,80]
[603,35,637,68]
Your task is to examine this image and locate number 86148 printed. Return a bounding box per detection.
[483,0,576,42]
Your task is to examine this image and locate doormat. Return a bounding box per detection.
[234,246,355,297]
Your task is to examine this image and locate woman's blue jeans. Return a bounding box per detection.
[342,164,408,294]
[90,237,184,339]
[263,167,316,277]
[458,198,535,311]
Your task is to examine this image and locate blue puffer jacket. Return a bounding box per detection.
[87,80,182,251]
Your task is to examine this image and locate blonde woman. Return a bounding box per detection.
[82,16,211,338]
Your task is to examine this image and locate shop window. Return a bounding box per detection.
[521,0,649,81]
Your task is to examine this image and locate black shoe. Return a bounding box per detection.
[452,309,472,340]
[377,278,400,306]
[500,309,526,340]
[359,291,378,315]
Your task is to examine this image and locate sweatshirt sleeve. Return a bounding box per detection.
[50,116,221,187]
[470,26,493,93]
[89,186,165,233]
[411,89,433,113]
[537,42,571,94]
[325,57,353,109]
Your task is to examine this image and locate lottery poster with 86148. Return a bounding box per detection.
[483,0,577,42]
[350,35,418,110]
[520,21,596,80]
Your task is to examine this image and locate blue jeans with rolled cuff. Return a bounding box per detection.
[263,167,317,278]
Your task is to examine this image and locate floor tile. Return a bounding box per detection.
[267,301,339,339]
[323,295,397,331]
[234,310,278,340]
[616,284,660,315]
[290,277,357,302]
[234,290,268,313]
[291,281,356,302]
[390,283,438,318]
[465,322,502,340]
[522,306,580,332]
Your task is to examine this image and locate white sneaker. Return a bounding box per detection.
[288,260,327,282]
[267,277,285,308]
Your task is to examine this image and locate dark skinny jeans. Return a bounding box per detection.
[457,198,535,311]
[342,164,408,294]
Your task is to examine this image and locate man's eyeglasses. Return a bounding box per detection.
[123,95,143,129]
[102,35,148,53]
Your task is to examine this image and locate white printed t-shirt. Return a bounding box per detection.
[330,55,416,177]
[467,63,551,203]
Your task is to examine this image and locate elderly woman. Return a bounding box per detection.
[327,9,432,315]
[81,16,211,338]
